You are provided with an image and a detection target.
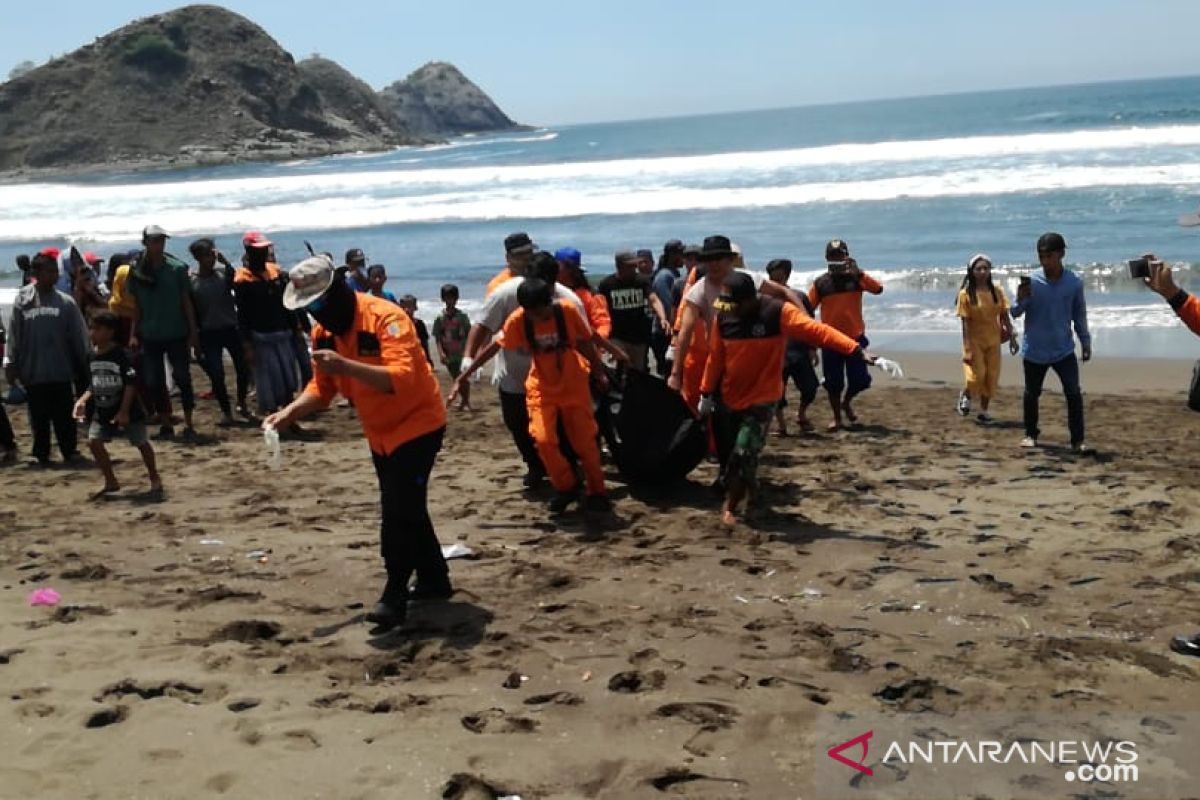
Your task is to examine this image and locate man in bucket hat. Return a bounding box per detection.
[265,256,450,632]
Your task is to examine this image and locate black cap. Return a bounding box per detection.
[825,239,849,260]
[663,239,684,254]
[721,271,757,303]
[345,248,366,266]
[636,248,654,261]
[698,235,736,262]
[504,232,535,254]
[1036,232,1066,253]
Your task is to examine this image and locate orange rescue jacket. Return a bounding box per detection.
[807,271,883,340]
[304,293,445,455]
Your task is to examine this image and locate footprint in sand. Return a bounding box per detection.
[607,669,666,693]
[460,707,539,734]
[85,706,129,729]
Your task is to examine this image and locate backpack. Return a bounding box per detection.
[1189,360,1200,412]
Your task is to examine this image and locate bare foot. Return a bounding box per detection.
[842,403,859,424]
[90,484,120,501]
[720,509,737,526]
[826,420,841,432]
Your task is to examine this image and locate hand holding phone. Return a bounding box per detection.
[1017,276,1032,301]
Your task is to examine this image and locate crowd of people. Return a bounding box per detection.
[0,224,1197,638]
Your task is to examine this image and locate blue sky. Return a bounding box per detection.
[5,1,1199,125]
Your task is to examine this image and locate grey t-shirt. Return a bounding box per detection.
[191,269,239,332]
[683,269,762,328]
[479,278,589,394]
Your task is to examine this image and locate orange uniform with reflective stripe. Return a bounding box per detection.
[500,302,604,495]
[575,287,612,339]
[304,293,446,455]
[807,271,883,340]
[702,300,860,411]
[486,267,516,297]
[1178,293,1200,335]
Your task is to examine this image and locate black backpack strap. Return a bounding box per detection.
[553,302,568,349]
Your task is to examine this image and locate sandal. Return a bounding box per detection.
[1169,633,1200,658]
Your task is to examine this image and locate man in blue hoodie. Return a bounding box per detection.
[1011,232,1092,453]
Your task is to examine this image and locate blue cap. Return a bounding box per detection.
[554,247,582,266]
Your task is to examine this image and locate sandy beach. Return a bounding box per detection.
[2,352,1199,799]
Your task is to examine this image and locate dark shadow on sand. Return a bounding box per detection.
[366,600,493,651]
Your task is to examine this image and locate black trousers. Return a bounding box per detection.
[371,427,448,589]
[200,327,250,416]
[26,382,77,461]
[499,389,544,474]
[1023,356,1084,444]
[0,402,15,450]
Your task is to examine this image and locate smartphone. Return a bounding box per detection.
[1128,258,1151,280]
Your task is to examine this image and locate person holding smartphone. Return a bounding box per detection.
[1011,233,1092,453]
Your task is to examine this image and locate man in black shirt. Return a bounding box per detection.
[596,250,670,372]
[72,311,162,499]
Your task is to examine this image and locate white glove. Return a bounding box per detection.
[873,357,904,379]
[461,356,483,383]
[697,395,716,417]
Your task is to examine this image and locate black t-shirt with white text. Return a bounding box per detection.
[86,347,145,426]
[597,274,653,343]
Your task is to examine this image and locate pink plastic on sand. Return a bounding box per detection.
[28,588,61,607]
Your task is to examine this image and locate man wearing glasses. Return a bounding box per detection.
[1011,232,1092,453]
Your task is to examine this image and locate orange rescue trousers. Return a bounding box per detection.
[528,400,606,496]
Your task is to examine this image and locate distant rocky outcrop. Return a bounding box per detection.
[296,56,416,141]
[0,5,523,176]
[379,62,525,138]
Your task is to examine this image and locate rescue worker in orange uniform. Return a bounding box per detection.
[485,232,538,297]
[451,278,612,516]
[555,247,613,338]
[264,256,449,632]
[807,239,885,431]
[700,271,878,525]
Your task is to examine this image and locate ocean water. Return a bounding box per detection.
[3,76,1200,357]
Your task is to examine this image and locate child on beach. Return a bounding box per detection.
[955,254,1017,423]
[432,284,472,410]
[399,294,433,365]
[72,311,162,499]
[366,264,399,305]
[449,278,611,514]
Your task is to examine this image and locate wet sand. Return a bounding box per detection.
[1,354,1198,799]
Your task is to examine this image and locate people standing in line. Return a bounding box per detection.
[956,254,1017,423]
[72,311,162,499]
[807,239,884,431]
[650,239,685,376]
[485,232,537,297]
[596,250,670,373]
[432,284,472,411]
[126,225,201,440]
[700,272,872,524]
[764,258,821,435]
[555,248,612,338]
[343,248,371,293]
[233,230,303,429]
[4,252,90,465]
[464,251,591,488]
[266,256,451,631]
[189,238,251,425]
[367,265,399,304]
[450,278,612,515]
[399,295,433,365]
[1012,232,1092,452]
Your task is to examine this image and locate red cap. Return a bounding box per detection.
[83,251,101,265]
[38,247,61,259]
[242,230,273,248]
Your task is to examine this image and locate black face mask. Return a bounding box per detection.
[310,278,357,335]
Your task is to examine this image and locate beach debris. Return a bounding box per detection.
[27,588,61,607]
[733,595,750,604]
[501,672,527,689]
[199,539,224,546]
[581,670,593,682]
[246,550,270,560]
[440,543,474,560]
[263,425,281,470]
[799,587,824,599]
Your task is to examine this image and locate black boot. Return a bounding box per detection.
[366,576,408,630]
